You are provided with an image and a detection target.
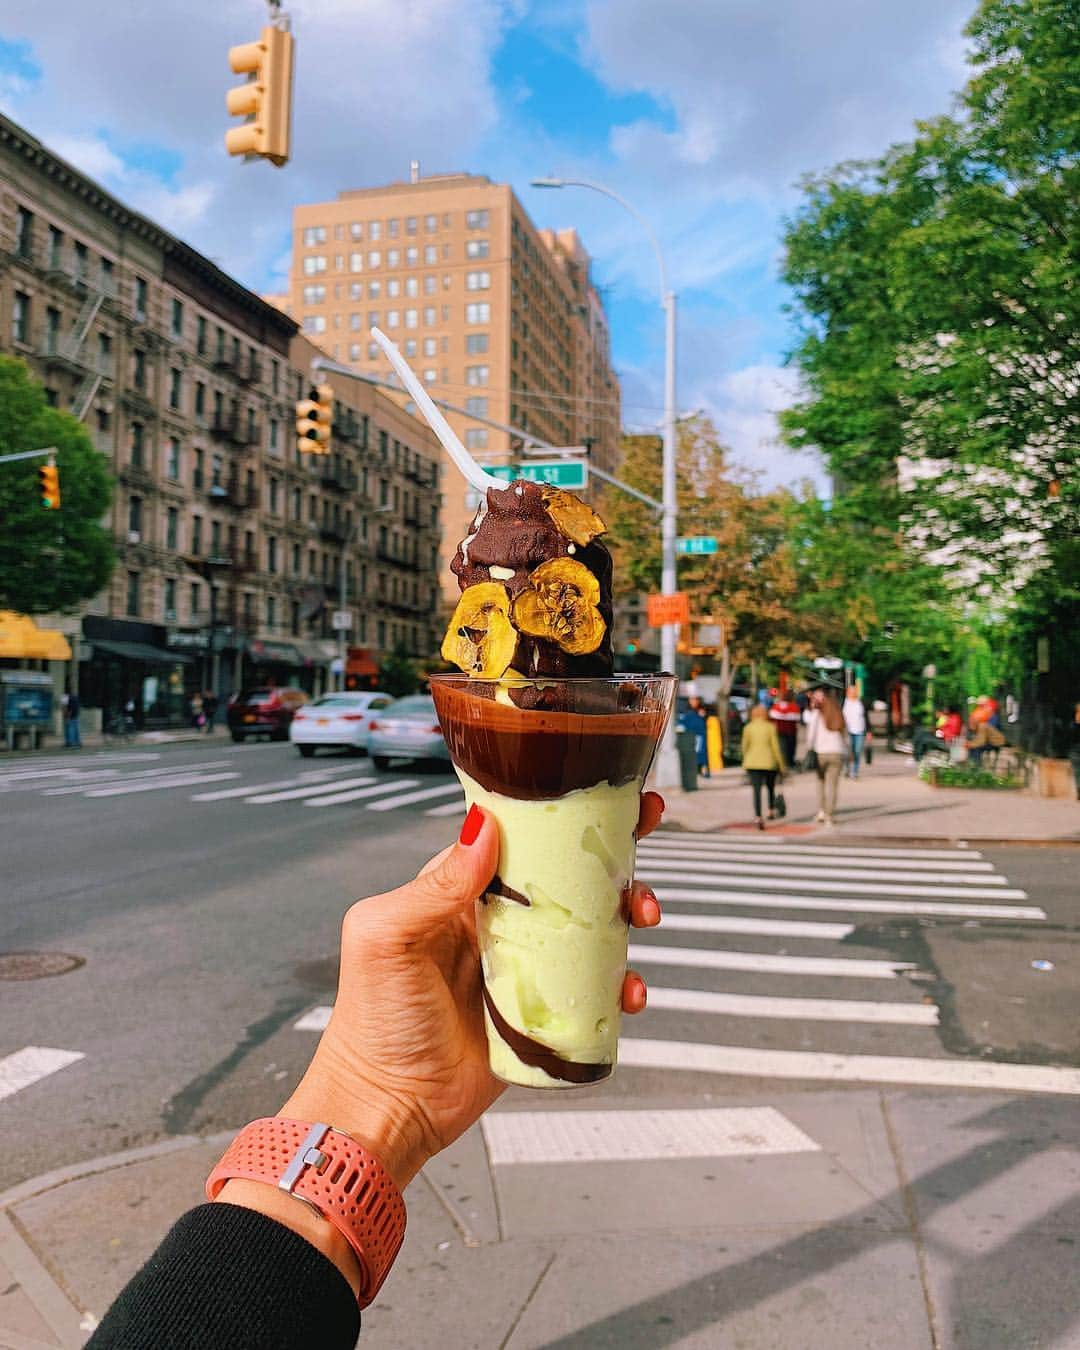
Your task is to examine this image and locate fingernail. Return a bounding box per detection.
[458,804,483,846]
[643,896,661,925]
[655,793,666,814]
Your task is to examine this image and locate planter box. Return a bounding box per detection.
[1034,757,1076,799]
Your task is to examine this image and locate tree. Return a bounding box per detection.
[0,357,114,613]
[378,641,419,698]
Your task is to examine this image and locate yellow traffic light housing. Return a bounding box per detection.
[226,24,294,167]
[296,382,334,454]
[38,462,60,510]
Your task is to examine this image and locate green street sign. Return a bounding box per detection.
[489,461,588,490]
[677,536,718,555]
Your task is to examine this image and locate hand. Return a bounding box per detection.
[278,792,667,1190]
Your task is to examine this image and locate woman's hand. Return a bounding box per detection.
[279,793,667,1191]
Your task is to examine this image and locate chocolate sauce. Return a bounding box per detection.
[481,875,530,907]
[432,679,668,800]
[482,987,611,1085]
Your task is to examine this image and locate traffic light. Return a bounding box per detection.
[296,383,334,454]
[38,462,60,510]
[225,24,294,167]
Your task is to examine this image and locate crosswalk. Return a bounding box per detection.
[295,831,1079,1096]
[0,753,466,817]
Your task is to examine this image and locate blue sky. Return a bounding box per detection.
[0,0,978,484]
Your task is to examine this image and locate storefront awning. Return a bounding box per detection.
[0,612,72,661]
[92,638,194,665]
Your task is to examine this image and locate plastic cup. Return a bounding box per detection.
[430,674,676,1089]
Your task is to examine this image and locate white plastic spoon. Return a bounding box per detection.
[370,326,507,495]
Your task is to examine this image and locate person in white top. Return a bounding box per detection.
[804,688,848,825]
[842,685,868,780]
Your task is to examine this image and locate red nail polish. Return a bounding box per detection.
[655,793,666,814]
[459,803,483,846]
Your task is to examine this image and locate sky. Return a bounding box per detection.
[0,0,978,488]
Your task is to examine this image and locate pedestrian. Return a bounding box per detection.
[741,704,785,829]
[83,798,667,1349]
[805,688,848,826]
[62,689,81,748]
[966,716,1005,767]
[685,696,709,778]
[843,684,867,779]
[190,691,204,730]
[769,690,801,769]
[203,689,219,734]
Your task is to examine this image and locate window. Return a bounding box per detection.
[466,270,490,290]
[387,278,400,298]
[126,572,141,617]
[388,218,399,238]
[466,333,489,354]
[302,315,327,333]
[369,221,382,241]
[423,306,436,326]
[404,339,417,357]
[269,417,279,452]
[406,216,417,235]
[404,308,418,329]
[386,310,400,328]
[425,214,437,233]
[443,272,452,290]
[194,381,206,418]
[266,595,277,629]
[164,577,177,621]
[101,256,114,294]
[349,252,363,272]
[423,337,437,357]
[95,330,112,375]
[132,348,147,391]
[130,422,144,467]
[466,209,490,229]
[405,246,418,265]
[128,495,142,536]
[45,306,60,354]
[424,244,437,264]
[420,275,436,297]
[465,302,490,323]
[210,519,222,557]
[166,506,179,550]
[169,367,182,410]
[465,428,489,450]
[191,515,203,554]
[12,291,29,344]
[269,477,280,513]
[171,298,183,338]
[345,312,360,331]
[304,226,327,246]
[367,280,381,300]
[346,281,361,300]
[196,316,207,355]
[367,341,378,359]
[193,448,204,491]
[465,396,488,417]
[367,250,381,268]
[211,453,224,489]
[367,310,380,327]
[166,438,180,480]
[349,342,361,360]
[47,225,63,269]
[15,206,33,258]
[423,368,437,383]
[466,239,489,259]
[404,276,419,298]
[387,248,400,268]
[466,365,489,386]
[133,276,148,321]
[267,536,278,573]
[302,255,327,275]
[302,284,325,304]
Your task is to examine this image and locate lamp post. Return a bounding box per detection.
[532,176,679,786]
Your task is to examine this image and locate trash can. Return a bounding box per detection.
[676,728,698,792]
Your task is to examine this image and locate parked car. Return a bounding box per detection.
[367,694,450,770]
[226,686,308,742]
[289,691,393,757]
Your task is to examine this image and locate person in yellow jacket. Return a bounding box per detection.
[741,704,785,830]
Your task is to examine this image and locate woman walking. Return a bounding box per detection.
[741,704,785,830]
[805,688,848,825]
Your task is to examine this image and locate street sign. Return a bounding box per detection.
[695,623,725,648]
[677,536,718,555]
[646,592,691,627]
[488,461,588,490]
[331,610,353,631]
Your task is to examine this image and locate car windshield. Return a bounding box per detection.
[310,694,368,708]
[385,696,436,717]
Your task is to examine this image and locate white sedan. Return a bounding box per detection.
[288,691,393,757]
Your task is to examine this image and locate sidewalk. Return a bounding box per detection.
[0,726,233,756]
[655,751,1080,844]
[2,1087,1077,1348]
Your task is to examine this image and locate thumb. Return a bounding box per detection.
[379,805,499,940]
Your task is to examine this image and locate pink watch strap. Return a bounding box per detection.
[206,1117,406,1308]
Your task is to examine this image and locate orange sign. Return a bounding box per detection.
[646,592,691,627]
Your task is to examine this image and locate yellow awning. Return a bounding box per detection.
[0,612,73,661]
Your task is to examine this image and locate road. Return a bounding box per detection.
[1,739,1078,1198]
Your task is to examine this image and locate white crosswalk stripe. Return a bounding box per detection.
[85,771,241,797]
[44,760,233,795]
[365,781,464,811]
[304,779,420,807]
[637,843,994,872]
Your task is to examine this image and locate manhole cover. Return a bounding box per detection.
[0,952,85,981]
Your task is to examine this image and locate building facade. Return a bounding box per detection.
[0,114,442,729]
[285,172,621,597]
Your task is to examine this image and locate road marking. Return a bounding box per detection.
[84,771,240,797]
[645,836,985,861]
[425,797,469,817]
[44,761,233,794]
[638,869,1027,901]
[651,887,1046,921]
[304,779,421,807]
[627,943,914,979]
[637,844,994,873]
[656,913,853,940]
[295,1005,332,1031]
[644,986,939,1025]
[640,860,1008,887]
[481,1107,820,1166]
[365,781,464,811]
[190,766,360,801]
[618,1039,1080,1095]
[0,1047,85,1102]
[246,775,381,804]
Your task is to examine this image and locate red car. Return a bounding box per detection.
[226,687,308,742]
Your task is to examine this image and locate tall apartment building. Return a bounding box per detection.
[0,113,442,729]
[285,172,621,597]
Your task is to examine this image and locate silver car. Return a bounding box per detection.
[367,694,451,770]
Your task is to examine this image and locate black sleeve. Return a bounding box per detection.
[86,1203,361,1350]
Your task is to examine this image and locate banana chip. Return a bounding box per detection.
[512,559,606,655]
[442,583,517,677]
[540,487,606,547]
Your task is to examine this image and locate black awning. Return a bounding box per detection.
[92,639,195,665]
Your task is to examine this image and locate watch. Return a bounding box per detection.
[206,1117,407,1308]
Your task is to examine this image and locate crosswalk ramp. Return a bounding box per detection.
[293,832,1079,1095]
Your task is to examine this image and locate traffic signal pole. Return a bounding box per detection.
[0,445,58,465]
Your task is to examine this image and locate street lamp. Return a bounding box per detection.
[532,176,680,787]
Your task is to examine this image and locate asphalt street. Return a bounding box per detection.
[2,739,1078,1205]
